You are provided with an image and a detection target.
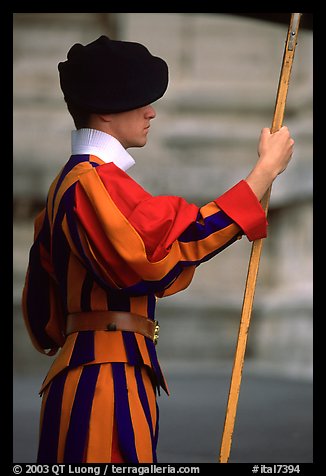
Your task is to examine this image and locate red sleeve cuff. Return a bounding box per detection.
[215,180,268,241]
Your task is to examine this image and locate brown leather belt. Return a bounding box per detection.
[66,311,160,345]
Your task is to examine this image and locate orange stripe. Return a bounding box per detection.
[178,223,241,262]
[86,364,115,462]
[33,208,46,240]
[159,265,196,297]
[134,334,152,367]
[200,201,221,219]
[130,296,148,316]
[61,216,83,261]
[45,282,66,349]
[39,334,78,393]
[46,170,63,221]
[89,155,105,166]
[93,332,129,362]
[90,282,109,311]
[125,365,153,462]
[52,162,92,226]
[67,254,86,312]
[57,367,83,463]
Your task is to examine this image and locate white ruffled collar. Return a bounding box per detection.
[71,128,135,171]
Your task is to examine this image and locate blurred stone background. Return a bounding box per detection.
[13,13,313,462]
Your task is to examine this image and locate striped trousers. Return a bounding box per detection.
[37,362,159,463]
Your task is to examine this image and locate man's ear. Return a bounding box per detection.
[88,112,113,129]
[97,113,113,123]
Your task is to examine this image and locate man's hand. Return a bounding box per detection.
[245,126,294,201]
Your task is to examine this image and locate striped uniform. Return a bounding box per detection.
[22,150,267,463]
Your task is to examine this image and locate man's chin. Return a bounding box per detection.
[128,139,147,149]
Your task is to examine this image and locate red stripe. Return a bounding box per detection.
[96,163,198,261]
[215,180,268,241]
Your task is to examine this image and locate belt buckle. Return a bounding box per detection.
[153,320,160,345]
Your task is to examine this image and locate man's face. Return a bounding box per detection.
[105,105,156,149]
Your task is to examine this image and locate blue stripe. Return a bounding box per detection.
[107,288,130,311]
[154,401,160,452]
[134,366,157,462]
[112,363,138,463]
[80,274,93,311]
[178,210,233,243]
[51,155,88,221]
[51,200,70,313]
[122,332,144,366]
[124,233,241,297]
[69,331,95,367]
[63,364,100,463]
[124,265,184,297]
[145,340,167,395]
[147,294,156,320]
[188,234,240,266]
[37,369,68,463]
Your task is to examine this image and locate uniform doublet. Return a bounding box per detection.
[22,129,268,463]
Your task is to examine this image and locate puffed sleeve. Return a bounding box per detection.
[22,209,66,355]
[65,163,267,297]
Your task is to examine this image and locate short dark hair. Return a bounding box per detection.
[66,102,91,130]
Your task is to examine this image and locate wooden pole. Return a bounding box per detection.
[219,13,302,464]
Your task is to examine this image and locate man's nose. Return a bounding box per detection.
[145,105,156,119]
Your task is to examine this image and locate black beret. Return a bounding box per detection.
[58,35,169,114]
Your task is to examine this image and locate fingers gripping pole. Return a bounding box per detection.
[219,13,302,464]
